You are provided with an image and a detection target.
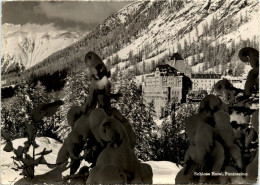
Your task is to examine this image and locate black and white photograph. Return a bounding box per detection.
[1,0,259,184]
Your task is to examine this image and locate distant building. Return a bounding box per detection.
[186,90,207,103]
[167,53,192,78]
[191,74,222,93]
[142,64,192,117]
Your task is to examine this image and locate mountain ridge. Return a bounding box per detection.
[1,23,84,74]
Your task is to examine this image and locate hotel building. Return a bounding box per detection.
[142,64,192,117]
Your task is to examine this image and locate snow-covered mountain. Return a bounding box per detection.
[1,24,84,74]
[2,0,259,85]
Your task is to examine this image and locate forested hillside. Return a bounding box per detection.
[2,0,259,86]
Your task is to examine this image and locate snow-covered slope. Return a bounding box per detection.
[101,1,144,25]
[1,137,180,184]
[1,137,65,184]
[1,24,83,74]
[105,0,259,74]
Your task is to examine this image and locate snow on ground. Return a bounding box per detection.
[192,62,204,73]
[1,137,180,184]
[116,1,144,24]
[1,137,68,184]
[144,161,181,184]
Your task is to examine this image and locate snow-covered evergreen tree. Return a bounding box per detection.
[154,102,198,164]
[113,81,157,160]
[63,69,89,106]
[1,81,32,138]
[1,80,63,140]
[57,69,89,140]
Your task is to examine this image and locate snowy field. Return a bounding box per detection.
[1,137,180,184]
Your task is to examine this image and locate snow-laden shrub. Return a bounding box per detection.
[1,81,62,140]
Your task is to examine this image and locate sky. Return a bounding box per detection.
[1,1,131,33]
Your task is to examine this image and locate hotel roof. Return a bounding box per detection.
[191,74,222,79]
[152,64,180,76]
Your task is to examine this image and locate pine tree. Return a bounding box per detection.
[239,13,243,25]
[113,81,157,160]
[196,52,201,65]
[177,42,182,53]
[231,40,236,55]
[195,25,199,41]
[64,69,89,107]
[142,60,146,74]
[133,64,139,76]
[220,22,225,35]
[29,81,60,139]
[191,55,195,66]
[183,39,188,57]
[29,81,48,106]
[111,64,119,82]
[59,69,89,140]
[155,102,197,164]
[198,66,202,73]
[202,22,209,36]
[113,54,120,65]
[129,50,134,66]
[215,64,220,74]
[151,60,156,71]
[106,57,112,70]
[1,81,31,137]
